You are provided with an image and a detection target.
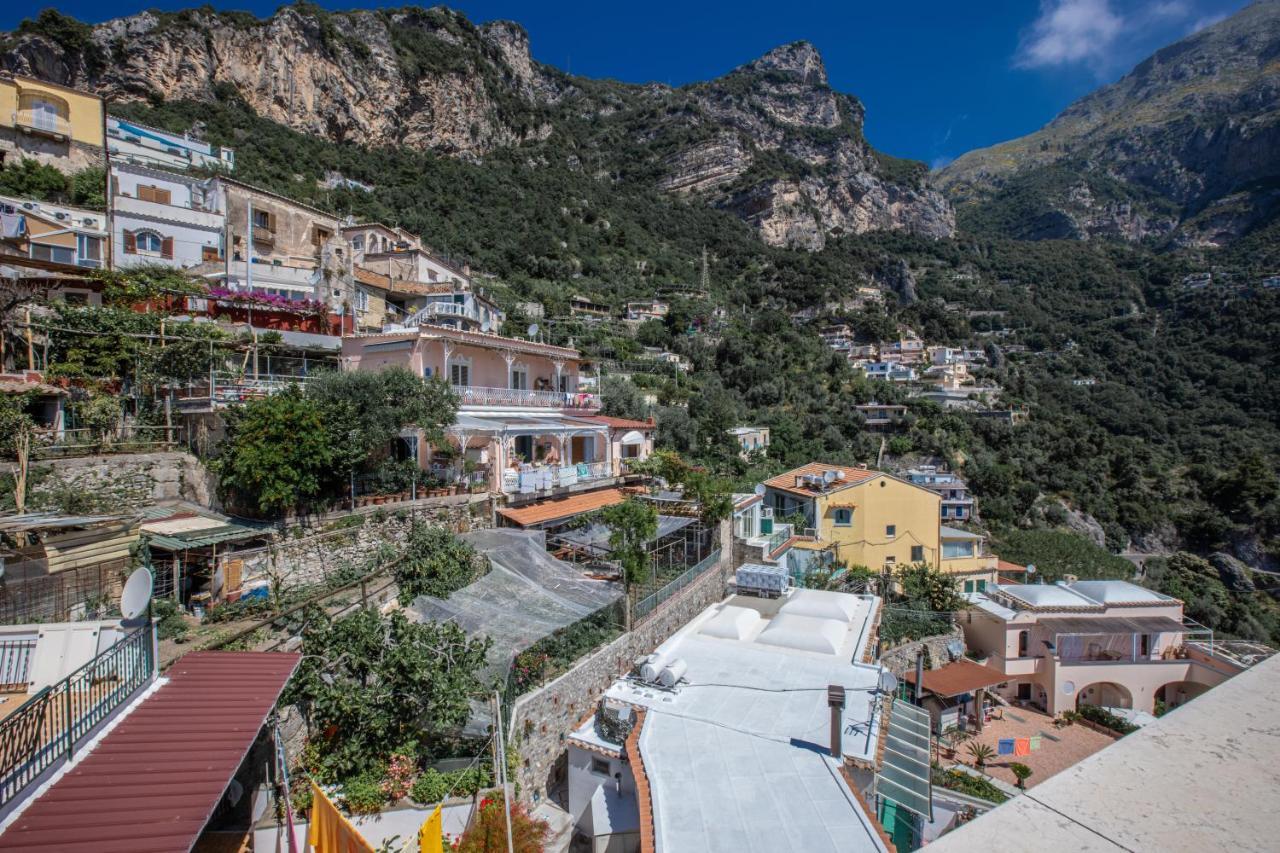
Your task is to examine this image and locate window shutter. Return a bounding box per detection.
[266,211,277,232]
[161,236,174,259]
[123,230,136,254]
[155,188,172,206]
[110,176,119,197]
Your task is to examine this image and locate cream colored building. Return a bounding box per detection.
[0,73,105,174]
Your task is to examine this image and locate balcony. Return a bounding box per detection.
[15,110,71,141]
[175,371,310,412]
[406,302,480,325]
[455,385,599,411]
[251,227,276,248]
[501,460,611,494]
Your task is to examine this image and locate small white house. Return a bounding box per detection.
[111,163,225,269]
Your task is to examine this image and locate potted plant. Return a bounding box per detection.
[1009,762,1033,789]
[966,742,994,770]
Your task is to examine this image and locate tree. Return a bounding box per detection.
[602,497,658,584]
[1009,762,1033,789]
[895,562,964,612]
[285,608,492,780]
[454,792,550,853]
[306,367,457,490]
[215,386,333,516]
[966,741,994,770]
[600,376,650,420]
[0,392,38,514]
[395,521,486,604]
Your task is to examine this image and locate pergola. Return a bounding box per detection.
[904,658,1010,732]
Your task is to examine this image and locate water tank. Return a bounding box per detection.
[657,658,687,688]
[640,650,671,683]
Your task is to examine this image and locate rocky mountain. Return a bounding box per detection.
[937,0,1280,246]
[0,5,953,249]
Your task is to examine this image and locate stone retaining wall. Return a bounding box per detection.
[4,451,217,510]
[878,625,966,678]
[508,520,733,804]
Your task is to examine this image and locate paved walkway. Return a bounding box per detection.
[954,708,1116,789]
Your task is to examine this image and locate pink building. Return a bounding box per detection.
[342,325,650,497]
[961,580,1246,716]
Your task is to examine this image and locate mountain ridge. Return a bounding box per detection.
[0,5,953,249]
[936,0,1280,246]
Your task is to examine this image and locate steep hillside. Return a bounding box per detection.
[937,0,1280,246]
[0,5,952,248]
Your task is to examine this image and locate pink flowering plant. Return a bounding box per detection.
[381,752,416,801]
[208,287,330,317]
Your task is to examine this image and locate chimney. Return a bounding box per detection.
[827,685,846,758]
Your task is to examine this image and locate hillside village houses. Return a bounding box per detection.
[0,72,106,175]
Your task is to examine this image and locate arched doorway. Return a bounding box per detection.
[1155,681,1209,711]
[1076,681,1132,710]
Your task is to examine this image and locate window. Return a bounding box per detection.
[591,757,611,776]
[136,231,164,253]
[511,365,528,390]
[351,235,364,251]
[252,209,271,229]
[355,288,370,312]
[76,235,102,268]
[312,226,332,246]
[30,244,75,265]
[963,580,974,593]
[1017,630,1029,657]
[977,579,987,592]
[885,524,896,538]
[137,184,172,205]
[449,362,470,387]
[883,556,897,569]
[910,545,924,563]
[833,508,852,527]
[942,541,975,559]
[24,97,66,132]
[1017,683,1032,701]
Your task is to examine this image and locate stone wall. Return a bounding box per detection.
[509,520,733,804]
[878,625,966,678]
[5,451,218,510]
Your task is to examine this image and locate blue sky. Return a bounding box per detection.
[2,0,1250,165]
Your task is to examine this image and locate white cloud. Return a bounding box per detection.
[1188,12,1228,33]
[1014,0,1126,70]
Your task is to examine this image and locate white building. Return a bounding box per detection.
[110,163,225,269]
[106,115,235,171]
[567,590,903,853]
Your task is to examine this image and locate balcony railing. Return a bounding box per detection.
[175,371,309,411]
[0,624,154,809]
[406,302,480,326]
[0,639,36,692]
[15,110,71,139]
[502,460,610,494]
[456,385,599,410]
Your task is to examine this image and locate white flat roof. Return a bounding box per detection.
[929,651,1280,852]
[603,596,890,853]
[996,584,1097,609]
[1068,580,1172,606]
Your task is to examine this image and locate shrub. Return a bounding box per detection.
[150,598,189,641]
[342,772,387,815]
[1077,703,1138,735]
[410,768,449,805]
[1009,762,1033,789]
[382,753,416,801]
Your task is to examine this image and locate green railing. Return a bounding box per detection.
[0,624,155,809]
[634,549,721,621]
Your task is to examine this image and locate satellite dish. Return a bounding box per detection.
[120,567,154,624]
[481,319,491,332]
[823,470,836,485]
[527,323,539,339]
[753,483,765,497]
[877,670,899,695]
[1026,564,1036,575]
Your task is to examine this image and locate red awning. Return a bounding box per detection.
[903,658,1009,698]
[0,651,300,853]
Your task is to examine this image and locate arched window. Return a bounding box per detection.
[19,93,69,133]
[136,231,164,253]
[1017,630,1030,657]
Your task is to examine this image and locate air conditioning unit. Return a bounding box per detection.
[82,217,95,226]
[54,212,67,221]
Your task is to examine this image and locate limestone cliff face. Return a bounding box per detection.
[1,8,954,247]
[936,1,1280,246]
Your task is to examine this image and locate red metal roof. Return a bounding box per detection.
[0,651,300,853]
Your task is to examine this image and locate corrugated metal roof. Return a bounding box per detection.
[497,488,628,527]
[0,512,139,533]
[0,651,300,853]
[1038,614,1187,636]
[903,658,1010,698]
[140,505,271,551]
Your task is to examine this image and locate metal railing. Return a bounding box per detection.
[15,110,71,137]
[456,385,599,410]
[33,425,184,459]
[0,624,155,809]
[501,460,610,494]
[634,549,721,620]
[764,523,794,554]
[175,371,310,410]
[0,640,35,692]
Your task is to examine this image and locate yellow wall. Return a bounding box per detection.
[1,76,104,146]
[817,476,942,570]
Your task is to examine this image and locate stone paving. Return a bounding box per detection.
[953,707,1117,789]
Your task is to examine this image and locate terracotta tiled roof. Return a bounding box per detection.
[496,487,628,527]
[997,559,1027,573]
[903,658,1009,698]
[583,416,655,430]
[763,462,880,497]
[386,280,457,296]
[624,708,655,853]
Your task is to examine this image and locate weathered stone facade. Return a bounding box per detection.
[878,624,966,679]
[5,451,217,510]
[509,520,733,804]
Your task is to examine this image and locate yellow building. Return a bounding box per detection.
[761,462,998,586]
[0,73,106,174]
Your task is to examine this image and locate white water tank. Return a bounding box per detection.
[640,650,671,683]
[658,658,687,688]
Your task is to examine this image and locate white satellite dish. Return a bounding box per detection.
[877,670,899,695]
[1026,564,1036,575]
[527,323,539,339]
[823,470,836,485]
[753,483,765,497]
[481,319,491,332]
[120,567,154,624]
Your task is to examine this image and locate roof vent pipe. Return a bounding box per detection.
[827,685,846,758]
